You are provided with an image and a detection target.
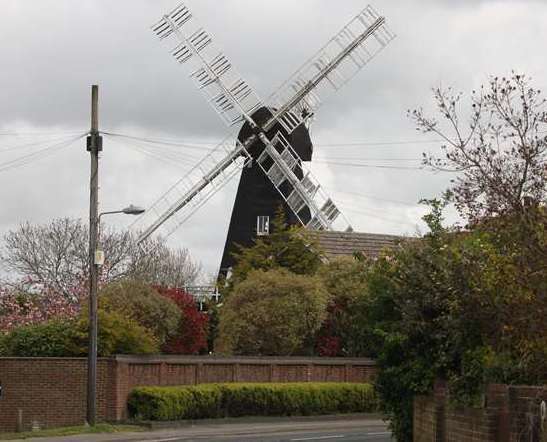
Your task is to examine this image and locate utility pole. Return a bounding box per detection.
[86,85,102,426]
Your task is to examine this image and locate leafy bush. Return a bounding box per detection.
[0,319,79,357]
[156,287,208,355]
[128,383,377,421]
[1,310,159,357]
[216,269,329,356]
[74,310,159,356]
[315,257,371,356]
[351,202,547,441]
[225,208,324,294]
[99,279,180,345]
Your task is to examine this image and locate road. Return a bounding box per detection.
[20,416,392,442]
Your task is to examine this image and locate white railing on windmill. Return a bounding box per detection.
[133,3,395,245]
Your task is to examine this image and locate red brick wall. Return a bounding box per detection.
[0,358,117,432]
[413,382,547,442]
[0,355,377,432]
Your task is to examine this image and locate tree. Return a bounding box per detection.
[156,286,209,355]
[352,201,546,442]
[410,73,546,223]
[99,279,181,346]
[315,257,371,356]
[216,268,329,356]
[1,218,201,297]
[0,285,78,333]
[225,208,323,293]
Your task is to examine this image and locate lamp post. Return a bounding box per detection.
[86,204,145,426]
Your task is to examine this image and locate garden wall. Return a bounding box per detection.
[0,355,376,432]
[414,380,547,441]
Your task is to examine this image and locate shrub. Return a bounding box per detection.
[128,383,377,421]
[0,319,79,357]
[216,269,329,356]
[74,310,159,356]
[1,310,159,357]
[156,287,208,355]
[99,279,180,345]
[315,257,371,356]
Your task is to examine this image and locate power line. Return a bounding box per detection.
[340,205,421,227]
[316,156,422,162]
[0,130,84,137]
[106,136,196,169]
[0,135,82,154]
[325,187,419,207]
[0,134,86,173]
[103,132,216,152]
[316,139,444,147]
[102,131,447,149]
[315,160,425,170]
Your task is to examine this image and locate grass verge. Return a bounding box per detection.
[0,424,144,440]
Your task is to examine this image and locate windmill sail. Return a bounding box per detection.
[132,135,251,243]
[266,5,395,133]
[256,131,350,231]
[151,3,263,127]
[137,3,395,244]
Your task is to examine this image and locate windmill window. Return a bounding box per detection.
[257,216,270,236]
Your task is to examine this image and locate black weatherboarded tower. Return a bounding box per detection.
[219,107,313,274]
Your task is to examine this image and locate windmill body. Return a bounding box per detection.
[133,3,395,276]
[220,107,313,274]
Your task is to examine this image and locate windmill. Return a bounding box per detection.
[132,2,395,275]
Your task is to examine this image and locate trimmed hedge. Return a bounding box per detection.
[128,382,377,421]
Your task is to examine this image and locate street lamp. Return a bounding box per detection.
[87,204,145,426]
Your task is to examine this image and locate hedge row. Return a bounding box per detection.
[128,382,378,421]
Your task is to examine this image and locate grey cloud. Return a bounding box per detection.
[1,0,546,273]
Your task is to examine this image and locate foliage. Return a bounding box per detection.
[1,218,201,297]
[0,286,79,333]
[315,257,371,356]
[75,310,159,356]
[99,279,180,345]
[128,382,378,421]
[0,319,79,357]
[410,73,546,223]
[1,310,159,357]
[225,208,323,294]
[352,201,546,441]
[216,268,329,356]
[156,286,209,354]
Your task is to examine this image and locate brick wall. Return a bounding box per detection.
[0,358,117,433]
[0,355,376,432]
[413,381,547,441]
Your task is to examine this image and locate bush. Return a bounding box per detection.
[0,319,78,357]
[156,287,208,355]
[216,269,330,356]
[99,279,180,345]
[1,310,159,357]
[128,382,377,421]
[74,310,159,356]
[315,257,371,356]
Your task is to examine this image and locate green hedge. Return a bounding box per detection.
[128,382,377,421]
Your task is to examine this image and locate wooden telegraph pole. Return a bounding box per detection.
[86,85,102,426]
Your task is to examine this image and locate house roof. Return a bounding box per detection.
[311,231,404,259]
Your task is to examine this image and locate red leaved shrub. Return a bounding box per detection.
[156,287,208,355]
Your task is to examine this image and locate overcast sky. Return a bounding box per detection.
[1,0,546,275]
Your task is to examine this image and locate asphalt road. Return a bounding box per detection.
[20,416,392,442]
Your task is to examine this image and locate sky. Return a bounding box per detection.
[1,0,546,275]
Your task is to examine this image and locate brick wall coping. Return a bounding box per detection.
[0,355,376,365]
[113,355,377,365]
[0,357,114,361]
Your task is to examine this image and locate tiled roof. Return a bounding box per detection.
[311,231,405,259]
